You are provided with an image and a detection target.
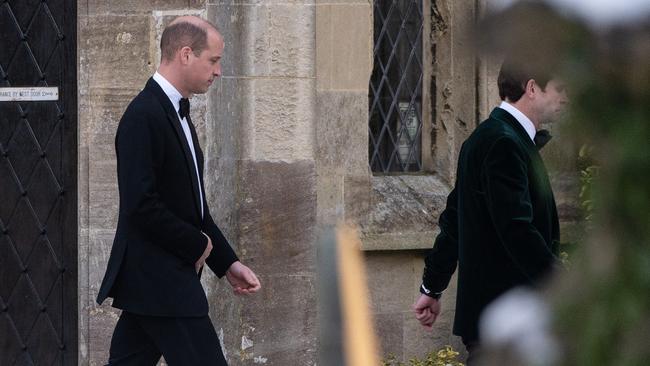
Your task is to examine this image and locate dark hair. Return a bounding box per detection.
[497,58,554,102]
[160,21,218,61]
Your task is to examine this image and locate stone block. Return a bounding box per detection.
[86,0,201,15]
[88,134,118,230]
[209,159,318,365]
[209,4,314,78]
[81,88,147,232]
[210,77,314,161]
[315,90,368,172]
[79,15,153,91]
[316,168,344,227]
[314,0,368,3]
[86,229,120,365]
[190,93,209,145]
[314,90,370,229]
[204,78,241,240]
[78,227,90,364]
[477,53,502,122]
[207,0,314,7]
[361,231,438,251]
[207,77,245,161]
[203,157,239,240]
[374,312,405,361]
[206,279,241,363]
[78,110,90,231]
[87,184,118,231]
[402,268,465,362]
[237,274,316,365]
[361,175,450,249]
[191,0,208,7]
[431,0,481,182]
[364,252,464,362]
[250,78,315,161]
[237,160,317,274]
[316,4,372,91]
[88,229,117,296]
[85,88,139,136]
[343,173,372,226]
[88,302,120,366]
[365,251,419,314]
[403,310,466,361]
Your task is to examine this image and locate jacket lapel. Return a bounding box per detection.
[490,107,536,150]
[490,107,559,245]
[186,114,207,217]
[145,78,203,219]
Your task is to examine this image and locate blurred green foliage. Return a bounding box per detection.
[552,19,650,366]
[467,2,649,364]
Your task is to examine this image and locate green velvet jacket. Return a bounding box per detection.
[422,107,560,343]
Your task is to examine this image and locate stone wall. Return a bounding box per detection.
[78,0,578,365]
[351,1,494,361]
[78,2,163,363]
[79,1,318,365]
[208,1,318,363]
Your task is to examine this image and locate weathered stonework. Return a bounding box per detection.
[209,160,318,365]
[365,251,465,361]
[77,0,579,365]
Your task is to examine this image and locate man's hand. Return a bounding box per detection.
[413,294,441,330]
[195,233,213,273]
[226,261,261,295]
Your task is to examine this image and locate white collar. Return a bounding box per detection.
[499,101,536,143]
[152,72,183,115]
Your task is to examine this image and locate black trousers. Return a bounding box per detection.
[107,311,227,366]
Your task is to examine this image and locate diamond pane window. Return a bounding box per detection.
[369,0,424,173]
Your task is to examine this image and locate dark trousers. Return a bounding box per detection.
[107,311,227,366]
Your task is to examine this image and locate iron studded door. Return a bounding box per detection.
[0,0,77,365]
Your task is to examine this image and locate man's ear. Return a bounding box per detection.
[179,46,192,65]
[525,79,537,98]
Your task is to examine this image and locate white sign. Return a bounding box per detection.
[0,87,59,101]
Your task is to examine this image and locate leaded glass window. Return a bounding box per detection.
[369,0,424,173]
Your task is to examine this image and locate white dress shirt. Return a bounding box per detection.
[152,72,204,218]
[499,101,536,144]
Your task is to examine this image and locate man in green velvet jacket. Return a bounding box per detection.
[413,59,568,362]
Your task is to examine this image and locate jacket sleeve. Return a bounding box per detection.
[422,182,460,293]
[116,108,207,265]
[482,137,557,283]
[203,205,239,278]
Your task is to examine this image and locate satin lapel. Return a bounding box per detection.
[186,114,207,216]
[166,111,203,218]
[145,78,203,219]
[186,115,204,177]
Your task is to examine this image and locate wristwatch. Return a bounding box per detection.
[420,284,442,300]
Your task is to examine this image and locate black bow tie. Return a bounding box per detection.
[179,98,190,120]
[534,129,552,150]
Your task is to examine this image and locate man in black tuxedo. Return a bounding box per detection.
[412,58,568,363]
[97,16,261,365]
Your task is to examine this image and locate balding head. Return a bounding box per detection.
[160,16,221,62]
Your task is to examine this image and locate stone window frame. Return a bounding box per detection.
[362,1,497,251]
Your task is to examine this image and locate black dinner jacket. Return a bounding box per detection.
[422,107,560,342]
[96,78,239,317]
